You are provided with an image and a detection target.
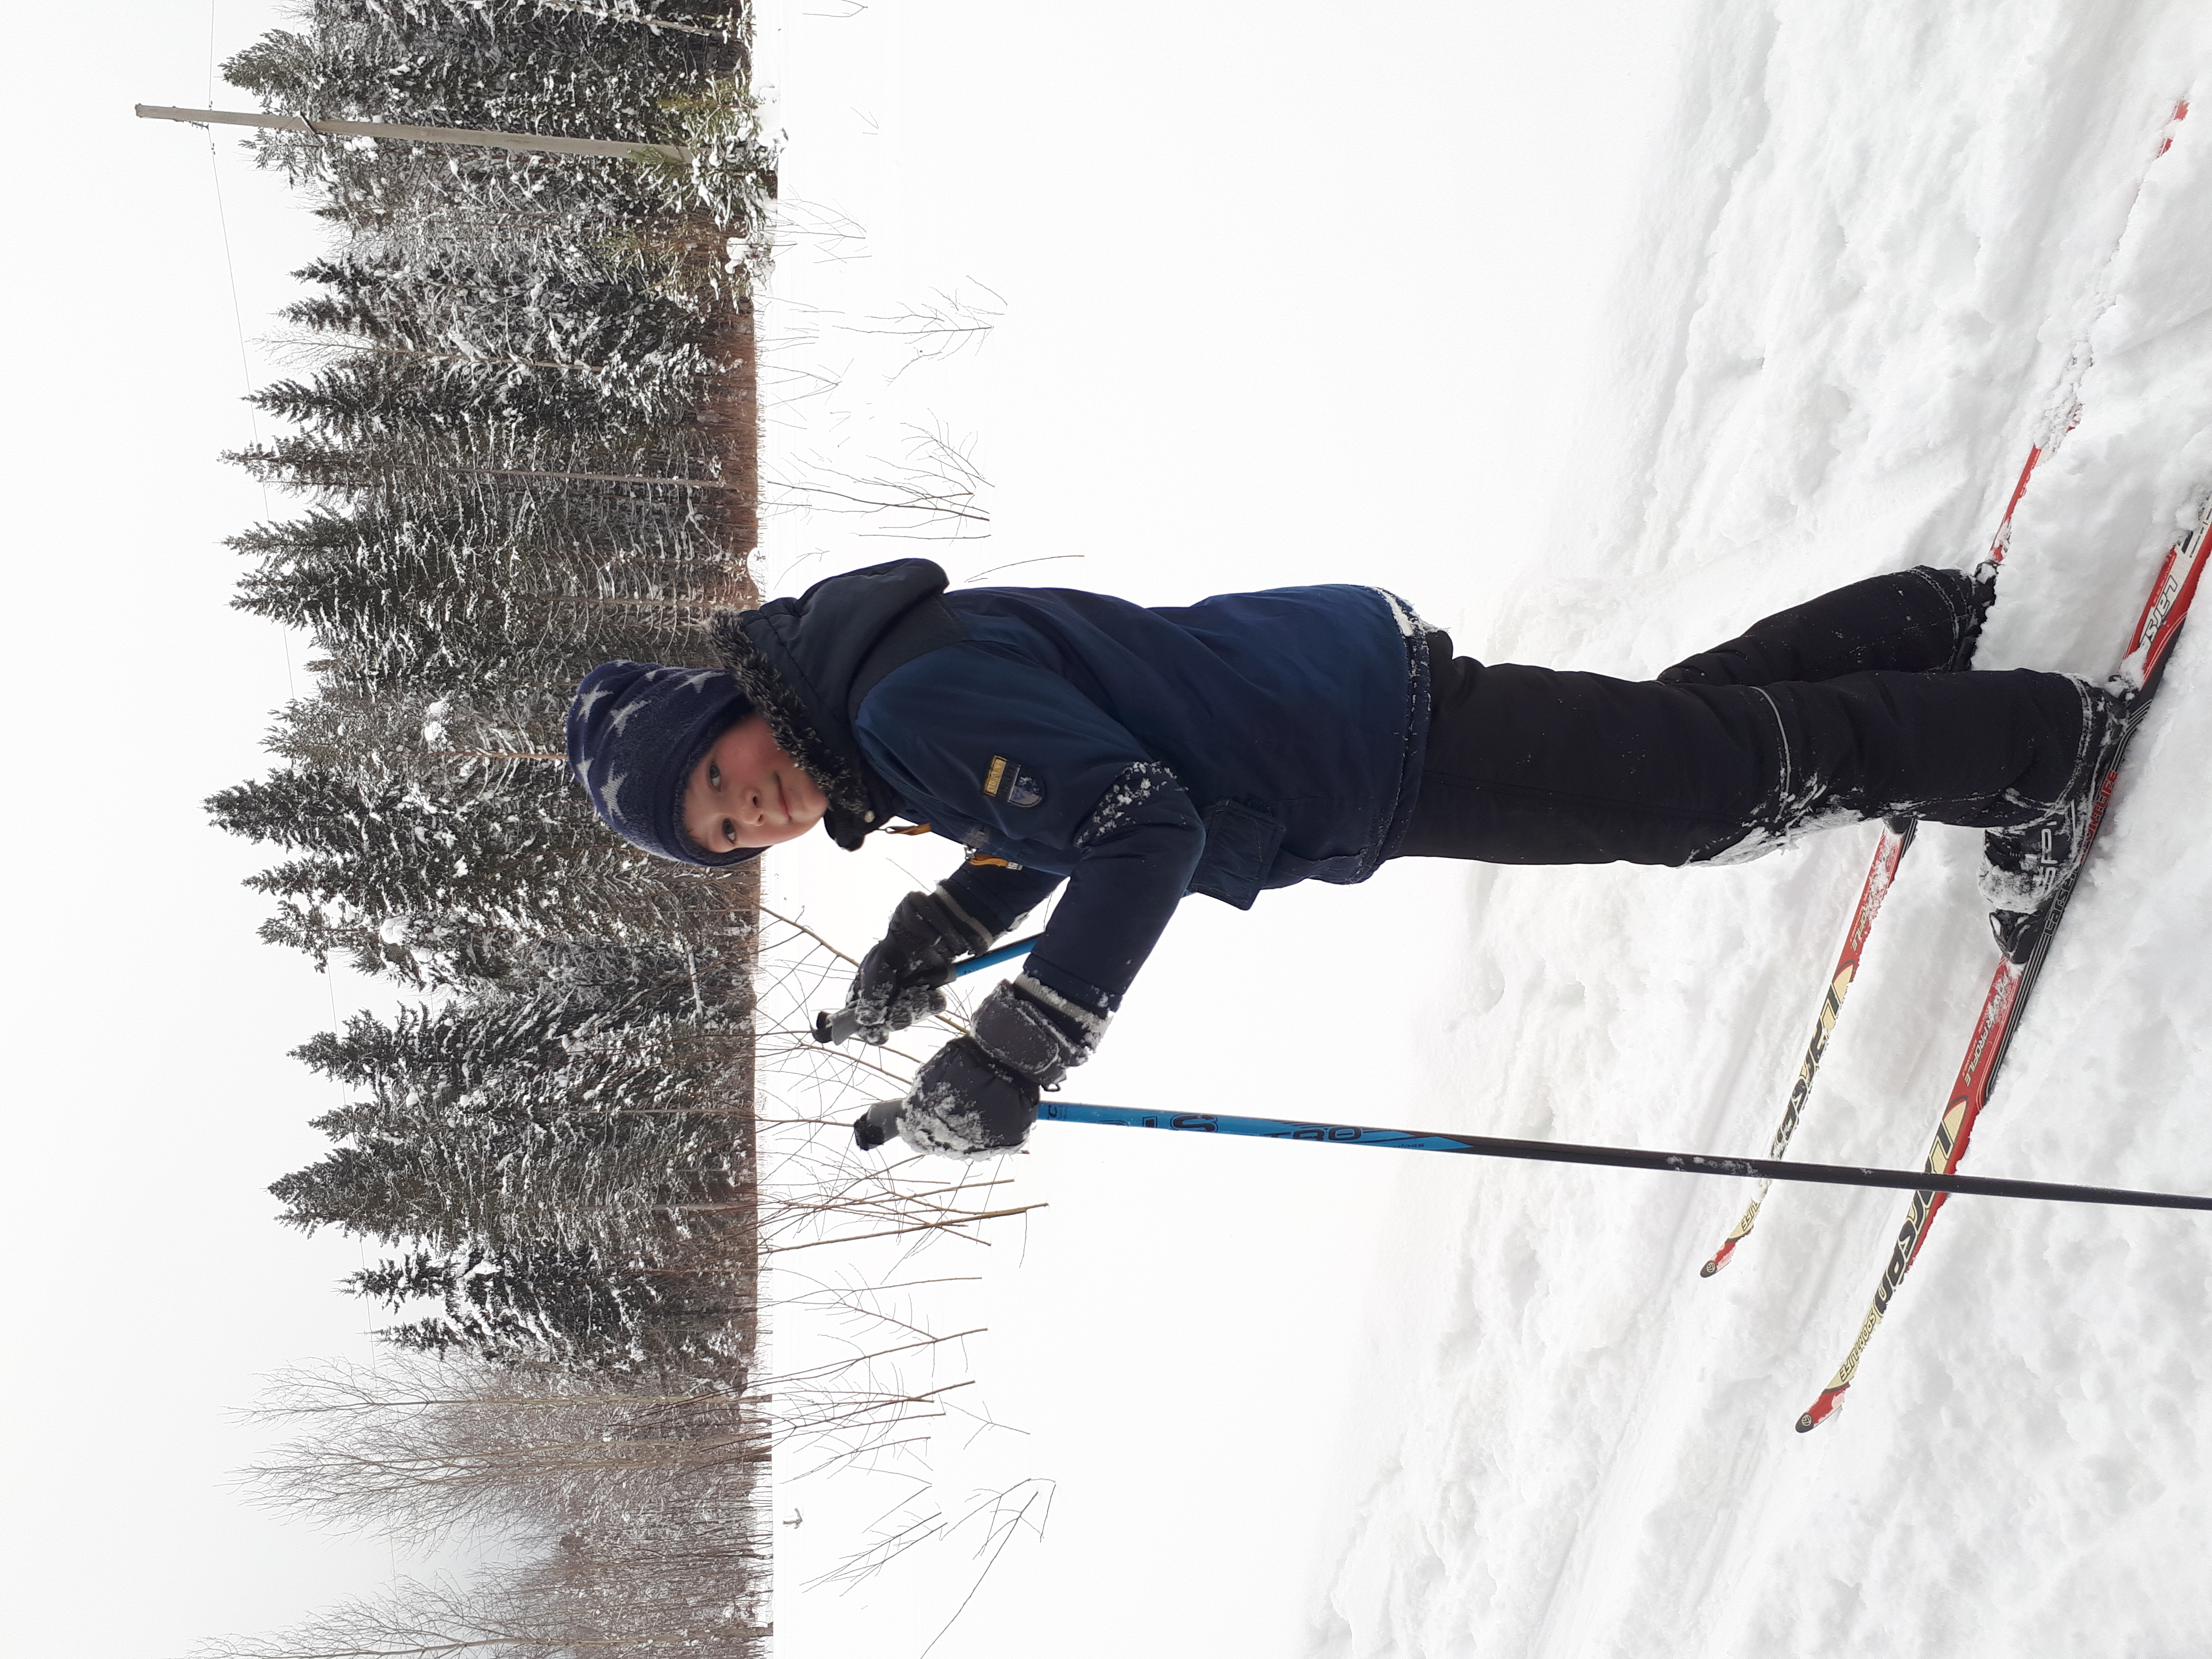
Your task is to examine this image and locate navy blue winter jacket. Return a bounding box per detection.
[710,560,1434,1016]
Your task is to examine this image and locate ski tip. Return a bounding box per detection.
[1698,1230,1752,1283]
[1795,1386,1848,1434]
[2157,100,2189,156]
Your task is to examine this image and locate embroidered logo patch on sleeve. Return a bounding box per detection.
[981,754,1044,808]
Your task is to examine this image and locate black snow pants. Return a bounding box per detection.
[1396,567,2094,867]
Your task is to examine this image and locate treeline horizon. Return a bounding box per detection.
[196,3,775,1655]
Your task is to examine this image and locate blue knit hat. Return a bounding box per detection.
[566,661,760,867]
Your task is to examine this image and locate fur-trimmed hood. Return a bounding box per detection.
[708,558,957,851]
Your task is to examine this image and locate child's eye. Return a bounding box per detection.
[708,762,722,789]
[721,817,738,847]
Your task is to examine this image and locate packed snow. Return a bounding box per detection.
[752,2,2212,1654]
[1319,16,2212,1657]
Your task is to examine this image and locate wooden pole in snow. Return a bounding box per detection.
[134,104,686,164]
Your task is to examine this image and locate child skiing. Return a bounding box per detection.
[567,558,2126,1160]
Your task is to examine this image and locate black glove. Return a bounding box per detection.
[896,1039,1041,1158]
[841,886,998,1045]
[888,978,1109,1158]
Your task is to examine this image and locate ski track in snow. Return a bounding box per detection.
[1313,6,2212,1656]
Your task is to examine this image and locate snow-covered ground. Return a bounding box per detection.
[757,4,2212,1655]
[1322,12,2212,1657]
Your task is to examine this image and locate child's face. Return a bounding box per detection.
[682,713,828,854]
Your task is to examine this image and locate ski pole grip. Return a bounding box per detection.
[814,1006,862,1046]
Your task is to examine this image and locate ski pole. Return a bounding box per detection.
[1037,1102,2212,1213]
[812,933,1042,1046]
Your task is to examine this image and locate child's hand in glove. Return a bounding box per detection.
[857,977,1108,1158]
[870,1040,1038,1157]
[840,886,997,1045]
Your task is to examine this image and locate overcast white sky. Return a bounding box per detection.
[0,3,1691,1653]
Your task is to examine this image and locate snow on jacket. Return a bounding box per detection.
[709,558,1435,1016]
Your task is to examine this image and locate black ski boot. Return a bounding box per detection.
[1978,675,2135,962]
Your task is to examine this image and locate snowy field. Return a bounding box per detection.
[755,3,2212,1656]
[1313,12,2212,1656]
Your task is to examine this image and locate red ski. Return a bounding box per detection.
[1698,98,2190,1279]
[1700,818,1914,1275]
[1700,436,2063,1279]
[1797,490,2212,1431]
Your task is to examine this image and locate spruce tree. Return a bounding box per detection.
[207,762,709,982]
[275,996,740,1260]
[350,1246,669,1370]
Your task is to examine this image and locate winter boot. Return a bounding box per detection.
[1977,675,2134,962]
[1658,563,2001,689]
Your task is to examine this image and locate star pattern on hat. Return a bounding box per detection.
[567,657,749,867]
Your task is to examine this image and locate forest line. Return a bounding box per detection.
[199,5,775,1654]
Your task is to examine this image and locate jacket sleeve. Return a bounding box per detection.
[939,859,1063,941]
[1020,763,1202,1016]
[855,646,1206,1018]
